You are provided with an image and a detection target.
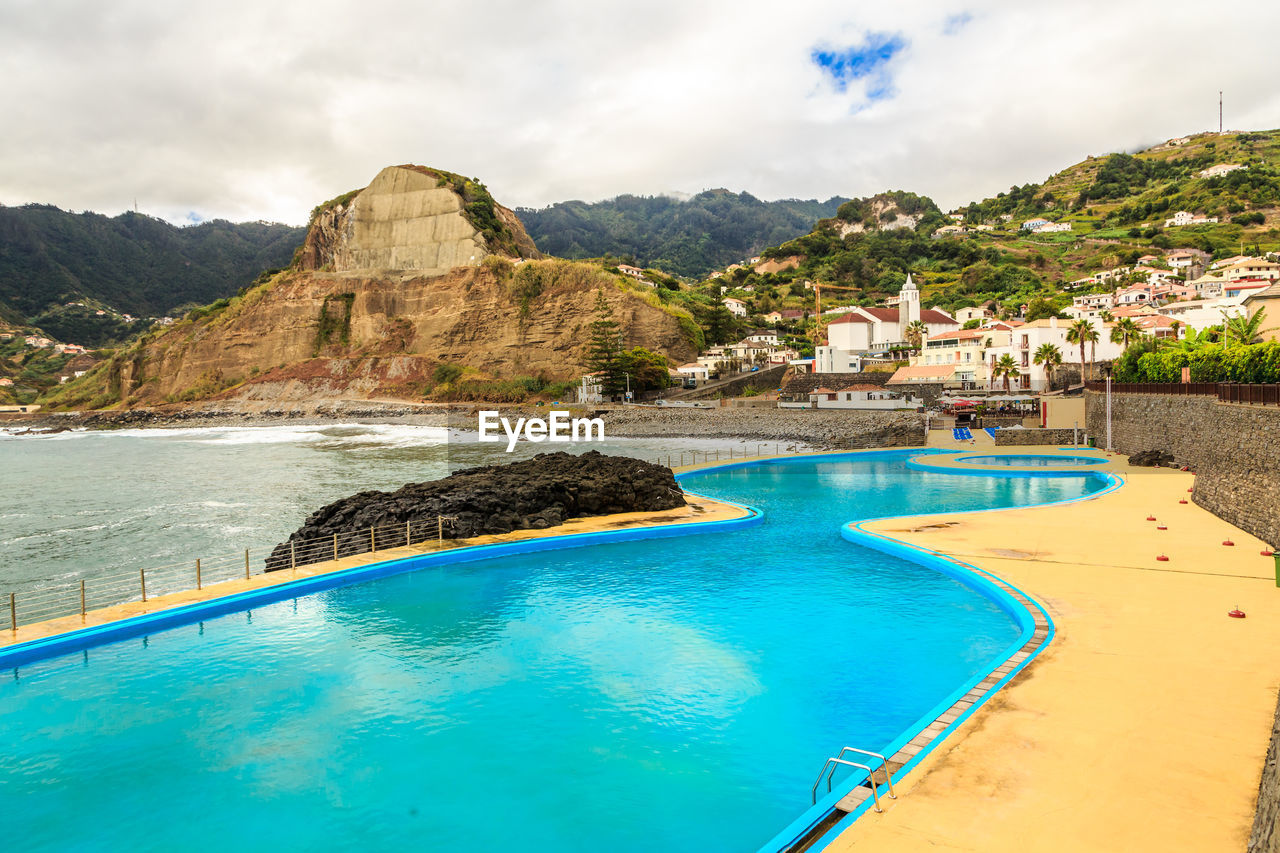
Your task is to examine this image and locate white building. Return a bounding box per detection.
[912,328,1011,389]
[1157,296,1248,332]
[1165,210,1219,227]
[814,347,863,373]
[577,373,603,404]
[1219,259,1280,282]
[1073,292,1115,310]
[822,274,958,364]
[807,384,922,410]
[676,363,710,382]
[722,297,748,318]
[954,306,992,323]
[1020,217,1050,231]
[1197,163,1245,179]
[984,317,1124,391]
[1033,221,1072,234]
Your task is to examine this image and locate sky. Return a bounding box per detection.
[2,0,1278,227]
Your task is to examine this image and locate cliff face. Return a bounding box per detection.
[299,165,539,273]
[52,165,695,408]
[106,262,694,404]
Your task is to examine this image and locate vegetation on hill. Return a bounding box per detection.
[703,131,1280,337]
[517,190,848,278]
[0,205,304,323]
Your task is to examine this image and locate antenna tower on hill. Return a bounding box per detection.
[1219,91,1223,133]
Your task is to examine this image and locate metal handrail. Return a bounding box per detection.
[837,747,896,799]
[811,758,884,812]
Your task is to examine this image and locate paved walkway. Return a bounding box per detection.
[826,455,1279,852]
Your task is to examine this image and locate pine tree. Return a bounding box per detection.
[585,290,628,395]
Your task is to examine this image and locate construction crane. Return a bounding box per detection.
[811,281,861,349]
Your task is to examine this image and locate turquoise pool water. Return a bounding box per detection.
[0,452,1106,852]
[958,454,1106,467]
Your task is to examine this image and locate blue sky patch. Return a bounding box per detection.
[811,31,907,100]
[944,12,973,35]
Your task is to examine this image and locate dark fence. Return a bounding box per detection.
[1085,381,1280,405]
[1220,384,1280,405]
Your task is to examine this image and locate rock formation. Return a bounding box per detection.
[264,451,686,570]
[299,165,539,273]
[58,165,698,408]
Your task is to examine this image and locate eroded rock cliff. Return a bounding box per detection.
[57,166,697,407]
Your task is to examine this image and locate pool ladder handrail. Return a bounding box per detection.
[810,747,896,811]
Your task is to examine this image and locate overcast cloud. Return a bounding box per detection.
[2,0,1277,225]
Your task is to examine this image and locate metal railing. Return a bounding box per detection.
[811,747,897,812]
[4,515,467,634]
[3,444,817,635]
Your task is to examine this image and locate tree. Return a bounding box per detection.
[1033,343,1063,389]
[585,290,628,395]
[619,347,672,394]
[1066,319,1100,382]
[1024,297,1064,322]
[994,354,1020,392]
[905,320,928,354]
[1109,317,1141,351]
[1223,308,1266,348]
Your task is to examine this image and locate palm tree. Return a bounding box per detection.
[1033,343,1063,390]
[994,354,1020,393]
[1066,319,1099,383]
[1109,317,1141,350]
[1099,308,1114,323]
[1223,308,1266,348]
[905,320,928,355]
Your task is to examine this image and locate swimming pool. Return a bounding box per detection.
[0,451,1108,852]
[957,454,1107,467]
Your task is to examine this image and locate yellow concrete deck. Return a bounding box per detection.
[2,494,749,648]
[827,452,1279,853]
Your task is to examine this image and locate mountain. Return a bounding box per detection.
[0,204,305,340]
[516,190,849,279]
[44,165,698,410]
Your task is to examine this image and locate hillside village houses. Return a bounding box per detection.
[722,296,748,317]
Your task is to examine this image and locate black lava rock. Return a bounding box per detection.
[1128,449,1175,467]
[265,451,686,570]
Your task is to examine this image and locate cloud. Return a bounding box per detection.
[0,0,1277,226]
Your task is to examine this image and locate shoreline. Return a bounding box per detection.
[3,400,926,449]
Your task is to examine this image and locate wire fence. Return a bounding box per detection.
[3,443,807,635]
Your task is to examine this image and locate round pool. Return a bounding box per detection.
[956,454,1107,467]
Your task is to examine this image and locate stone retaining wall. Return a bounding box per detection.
[1250,689,1280,853]
[993,428,1080,446]
[1084,390,1280,547]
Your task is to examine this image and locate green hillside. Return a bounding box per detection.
[517,190,849,279]
[703,131,1280,327]
[0,205,305,329]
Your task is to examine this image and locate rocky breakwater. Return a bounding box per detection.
[598,406,927,449]
[265,451,685,570]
